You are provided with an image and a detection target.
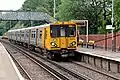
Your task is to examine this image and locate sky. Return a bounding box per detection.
[0,0,26,10]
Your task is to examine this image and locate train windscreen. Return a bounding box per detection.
[50,25,76,38]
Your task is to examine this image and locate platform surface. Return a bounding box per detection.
[76,46,120,62]
[0,43,24,80]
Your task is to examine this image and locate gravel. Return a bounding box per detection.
[57,62,117,80]
[2,42,57,80]
[2,40,119,80]
[16,43,117,80]
[25,51,79,80]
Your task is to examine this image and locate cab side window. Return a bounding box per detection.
[39,31,42,39]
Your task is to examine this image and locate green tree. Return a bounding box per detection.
[57,0,114,34]
[114,0,120,31]
[57,0,105,34]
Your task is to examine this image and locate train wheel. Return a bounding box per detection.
[46,52,52,60]
[54,54,61,61]
[40,49,44,55]
[46,52,60,61]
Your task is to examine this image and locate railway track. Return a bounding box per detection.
[69,60,120,80]
[13,44,91,80]
[1,40,91,80]
[6,49,32,80]
[1,40,120,80]
[11,44,120,80]
[2,42,70,80]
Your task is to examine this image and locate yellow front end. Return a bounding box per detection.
[50,37,77,50]
[48,22,77,57]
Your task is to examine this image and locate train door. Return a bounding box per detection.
[36,29,38,46]
[29,29,31,45]
[60,27,67,48]
[20,31,21,42]
[33,30,36,45]
[42,28,47,48]
[38,29,42,48]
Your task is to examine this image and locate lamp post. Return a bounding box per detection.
[111,0,114,51]
[86,20,88,47]
[54,0,56,22]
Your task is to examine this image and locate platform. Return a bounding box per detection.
[0,43,24,80]
[76,46,120,62]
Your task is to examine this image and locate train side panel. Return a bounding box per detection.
[30,28,36,46]
[37,28,43,48]
[17,31,21,42]
[43,27,51,50]
[21,30,25,43]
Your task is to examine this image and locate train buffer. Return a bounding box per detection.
[0,42,24,80]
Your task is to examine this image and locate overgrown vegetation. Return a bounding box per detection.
[0,0,120,35]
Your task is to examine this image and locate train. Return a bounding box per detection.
[7,21,78,60]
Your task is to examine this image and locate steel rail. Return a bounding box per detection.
[1,40,120,80]
[6,48,32,80]
[13,44,91,80]
[8,43,70,80]
[69,60,119,80]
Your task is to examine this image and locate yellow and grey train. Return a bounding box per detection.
[8,21,78,60]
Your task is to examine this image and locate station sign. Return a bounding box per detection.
[106,25,114,29]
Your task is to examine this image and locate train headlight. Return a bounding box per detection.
[51,42,57,47]
[70,41,76,46]
[72,42,76,45]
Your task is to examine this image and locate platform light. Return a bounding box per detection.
[54,0,56,22]
[111,0,115,51]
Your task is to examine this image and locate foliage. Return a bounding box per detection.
[1,0,120,36]
[114,0,120,31]
[0,21,18,35]
[57,0,113,34]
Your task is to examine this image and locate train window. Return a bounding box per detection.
[67,27,76,37]
[60,27,65,37]
[32,34,33,38]
[50,25,76,37]
[39,34,42,39]
[18,33,20,37]
[22,34,24,37]
[39,31,42,39]
[26,33,28,37]
[34,34,36,38]
[32,34,34,38]
[50,26,60,38]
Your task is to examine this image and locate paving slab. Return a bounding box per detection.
[0,43,24,80]
[76,46,120,62]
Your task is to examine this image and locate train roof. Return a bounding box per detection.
[26,24,50,30]
[7,21,76,32]
[8,24,50,32]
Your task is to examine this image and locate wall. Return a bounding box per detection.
[79,31,120,49]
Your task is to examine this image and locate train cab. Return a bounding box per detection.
[43,22,77,59]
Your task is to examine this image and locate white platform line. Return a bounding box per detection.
[0,43,24,80]
[76,50,120,62]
